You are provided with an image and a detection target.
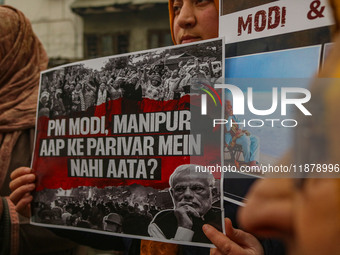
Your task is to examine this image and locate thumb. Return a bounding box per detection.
[203,223,236,253]
[225,218,256,247]
[225,218,265,255]
[225,218,238,238]
[203,222,254,255]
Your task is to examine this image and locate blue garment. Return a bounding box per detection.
[225,115,259,163]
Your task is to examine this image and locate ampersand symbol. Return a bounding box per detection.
[307,0,325,20]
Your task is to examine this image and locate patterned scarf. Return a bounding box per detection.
[0,6,48,255]
[0,5,48,188]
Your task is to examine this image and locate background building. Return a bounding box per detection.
[71,0,172,58]
[4,0,172,66]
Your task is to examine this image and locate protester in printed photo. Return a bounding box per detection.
[144,73,165,100]
[107,78,123,101]
[164,69,181,100]
[51,88,66,117]
[174,70,192,98]
[96,82,108,106]
[62,83,73,115]
[84,83,97,110]
[38,91,51,117]
[120,69,143,101]
[103,213,123,233]
[61,205,73,226]
[71,83,85,112]
[190,62,207,80]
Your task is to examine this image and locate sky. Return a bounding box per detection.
[225,45,321,79]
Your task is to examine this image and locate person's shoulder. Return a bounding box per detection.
[210,206,221,212]
[206,207,223,231]
[208,207,222,216]
[152,209,175,222]
[149,209,179,239]
[151,209,179,226]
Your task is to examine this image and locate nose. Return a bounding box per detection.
[183,186,195,199]
[176,2,196,29]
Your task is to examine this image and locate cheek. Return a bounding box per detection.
[173,194,183,203]
[195,192,211,205]
[173,18,181,44]
[198,8,218,39]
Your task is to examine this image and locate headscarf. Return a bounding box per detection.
[150,74,162,83]
[168,0,219,44]
[0,5,48,192]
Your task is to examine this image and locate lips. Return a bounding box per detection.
[179,201,199,208]
[180,35,201,44]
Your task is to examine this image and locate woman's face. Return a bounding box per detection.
[173,0,218,44]
[100,83,105,91]
[151,79,160,87]
[238,178,340,255]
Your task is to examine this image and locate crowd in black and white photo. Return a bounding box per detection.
[32,185,172,236]
[38,41,222,118]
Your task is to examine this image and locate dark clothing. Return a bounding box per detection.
[122,81,142,100]
[151,207,222,244]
